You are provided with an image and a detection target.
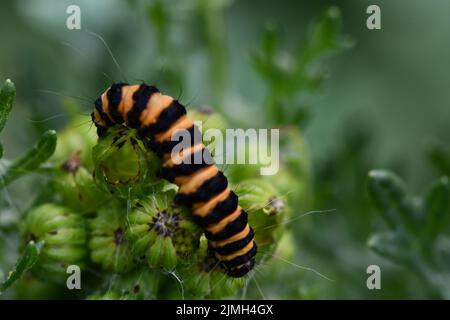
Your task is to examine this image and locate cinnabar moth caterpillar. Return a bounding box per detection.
[91,83,257,277]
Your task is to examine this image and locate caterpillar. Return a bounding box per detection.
[91,82,257,277]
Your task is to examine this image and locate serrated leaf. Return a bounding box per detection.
[367,232,411,266]
[0,79,15,135]
[423,176,450,241]
[251,7,351,127]
[298,6,352,67]
[367,170,420,233]
[0,130,57,188]
[434,236,450,271]
[0,241,44,294]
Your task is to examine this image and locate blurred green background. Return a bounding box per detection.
[0,0,449,299]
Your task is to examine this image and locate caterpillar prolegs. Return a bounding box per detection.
[91,83,257,277]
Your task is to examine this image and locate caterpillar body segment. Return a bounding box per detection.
[92,83,257,277]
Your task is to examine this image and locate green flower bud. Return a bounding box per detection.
[279,127,311,175]
[235,179,289,251]
[51,115,97,169]
[22,203,87,282]
[88,268,160,300]
[147,236,177,270]
[88,204,134,273]
[126,190,202,270]
[236,179,285,216]
[274,230,296,262]
[53,152,110,214]
[92,125,160,198]
[188,107,228,133]
[226,139,263,183]
[269,127,313,209]
[208,269,244,299]
[188,107,229,155]
[182,237,243,299]
[269,167,309,207]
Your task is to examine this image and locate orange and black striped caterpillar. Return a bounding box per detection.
[91,83,257,277]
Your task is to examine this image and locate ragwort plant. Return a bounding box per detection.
[367,170,450,298]
[0,5,350,299]
[0,78,291,299]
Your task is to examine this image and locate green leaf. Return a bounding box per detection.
[298,6,352,67]
[367,170,419,233]
[0,130,57,188]
[0,79,15,135]
[250,23,280,81]
[367,231,412,266]
[423,176,450,241]
[426,141,450,177]
[250,7,351,127]
[0,241,44,294]
[261,23,279,62]
[435,236,450,271]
